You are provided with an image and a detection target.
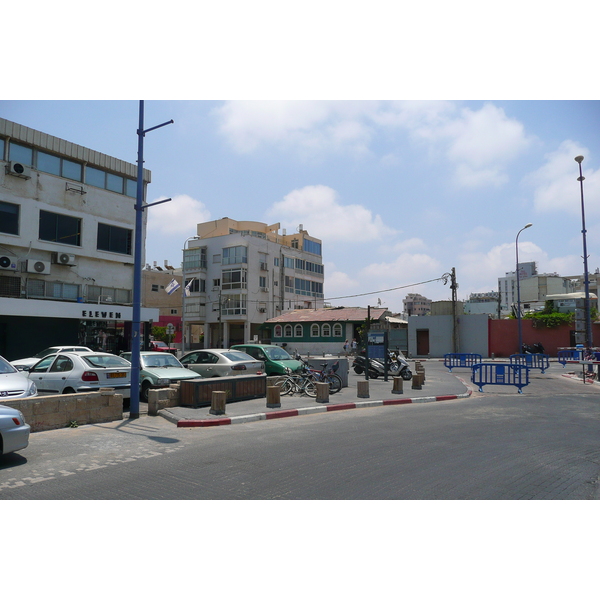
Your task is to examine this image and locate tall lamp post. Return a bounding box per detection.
[574,155,593,350]
[516,223,533,354]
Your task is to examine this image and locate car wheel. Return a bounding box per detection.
[141,381,152,402]
[63,387,76,394]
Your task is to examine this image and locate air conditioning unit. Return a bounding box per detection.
[260,287,269,293]
[52,252,76,266]
[259,262,268,271]
[25,259,51,275]
[6,161,32,179]
[0,255,17,271]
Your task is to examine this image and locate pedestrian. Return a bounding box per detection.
[351,338,357,355]
[343,339,349,355]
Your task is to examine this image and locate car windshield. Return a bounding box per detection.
[0,356,18,374]
[264,347,293,361]
[82,355,131,368]
[33,347,61,359]
[142,354,183,368]
[221,351,255,362]
[153,342,168,347]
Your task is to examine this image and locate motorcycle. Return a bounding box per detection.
[352,354,385,378]
[522,342,545,354]
[353,352,413,380]
[387,351,413,380]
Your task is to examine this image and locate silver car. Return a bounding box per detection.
[0,354,38,399]
[11,345,93,371]
[180,349,264,377]
[0,404,30,456]
[26,352,131,398]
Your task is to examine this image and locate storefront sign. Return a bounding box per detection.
[81,310,122,319]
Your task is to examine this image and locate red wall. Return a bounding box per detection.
[488,319,600,357]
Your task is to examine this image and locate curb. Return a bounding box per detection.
[168,388,473,428]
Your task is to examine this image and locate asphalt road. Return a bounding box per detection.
[1,362,599,500]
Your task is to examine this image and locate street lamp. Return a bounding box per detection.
[575,155,594,350]
[516,223,533,353]
[181,235,200,354]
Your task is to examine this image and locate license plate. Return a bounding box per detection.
[107,372,126,379]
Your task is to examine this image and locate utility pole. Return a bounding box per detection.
[129,101,173,418]
[451,267,458,353]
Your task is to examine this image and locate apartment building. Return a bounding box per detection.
[182,218,325,348]
[0,118,158,360]
[403,293,432,317]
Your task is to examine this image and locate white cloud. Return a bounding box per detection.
[266,184,397,242]
[147,194,211,235]
[527,140,600,216]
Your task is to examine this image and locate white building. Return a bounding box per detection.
[0,118,158,360]
[182,218,325,348]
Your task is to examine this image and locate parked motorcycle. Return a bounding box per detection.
[353,352,413,380]
[522,342,545,354]
[352,355,385,378]
[387,351,413,380]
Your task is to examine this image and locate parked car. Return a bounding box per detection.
[180,349,264,377]
[25,352,132,398]
[0,404,30,457]
[120,351,200,401]
[0,355,38,399]
[11,345,93,371]
[230,344,303,376]
[148,340,177,355]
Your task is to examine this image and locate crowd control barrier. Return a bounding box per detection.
[443,353,483,372]
[509,353,550,373]
[471,363,530,393]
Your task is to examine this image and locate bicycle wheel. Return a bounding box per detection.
[326,373,343,394]
[280,377,294,395]
[302,378,317,397]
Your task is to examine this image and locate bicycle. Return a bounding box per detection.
[278,368,318,397]
[298,358,343,394]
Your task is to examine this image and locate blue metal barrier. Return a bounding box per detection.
[509,353,550,373]
[444,353,483,372]
[557,349,583,366]
[471,363,530,393]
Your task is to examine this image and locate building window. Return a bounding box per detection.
[97,223,132,255]
[311,324,319,337]
[222,294,246,315]
[259,276,267,289]
[294,324,303,337]
[284,324,293,337]
[283,256,295,269]
[322,324,331,337]
[333,323,343,337]
[274,325,283,338]
[222,268,247,290]
[0,201,19,235]
[274,257,280,267]
[39,210,81,246]
[184,247,207,270]
[9,142,33,166]
[87,285,131,304]
[303,238,322,256]
[26,279,81,301]
[222,246,247,265]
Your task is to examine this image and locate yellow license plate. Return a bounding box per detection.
[108,372,126,379]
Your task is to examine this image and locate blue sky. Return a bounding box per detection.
[3,3,598,313]
[2,99,598,312]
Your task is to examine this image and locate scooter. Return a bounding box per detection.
[388,351,413,380]
[352,355,385,378]
[353,352,413,380]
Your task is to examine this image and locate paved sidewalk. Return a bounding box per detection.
[159,359,472,428]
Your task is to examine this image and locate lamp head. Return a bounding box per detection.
[575,155,584,164]
[524,223,532,229]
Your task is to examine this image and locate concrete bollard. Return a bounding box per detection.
[416,365,425,382]
[411,372,423,390]
[392,377,403,394]
[357,380,370,398]
[315,382,329,404]
[209,390,227,415]
[266,385,281,408]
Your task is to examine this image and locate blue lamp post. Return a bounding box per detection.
[516,223,533,353]
[574,155,594,351]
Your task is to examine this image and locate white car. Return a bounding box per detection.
[11,345,93,371]
[0,404,30,456]
[0,354,38,399]
[180,349,264,377]
[26,352,131,398]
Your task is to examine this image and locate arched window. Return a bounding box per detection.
[274,325,282,338]
[333,323,343,337]
[294,324,303,337]
[311,324,320,337]
[284,324,293,337]
[321,323,331,337]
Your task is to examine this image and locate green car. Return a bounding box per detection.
[230,344,303,376]
[121,351,200,401]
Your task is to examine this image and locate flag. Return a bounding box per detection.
[184,278,195,297]
[165,278,181,295]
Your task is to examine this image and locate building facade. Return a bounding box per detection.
[182,218,325,348]
[403,293,432,317]
[0,118,158,360]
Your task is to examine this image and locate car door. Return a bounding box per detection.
[28,355,72,394]
[189,351,219,377]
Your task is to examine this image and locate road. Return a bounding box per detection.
[2,362,599,500]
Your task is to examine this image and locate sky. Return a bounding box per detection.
[3,99,598,313]
[2,3,599,315]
